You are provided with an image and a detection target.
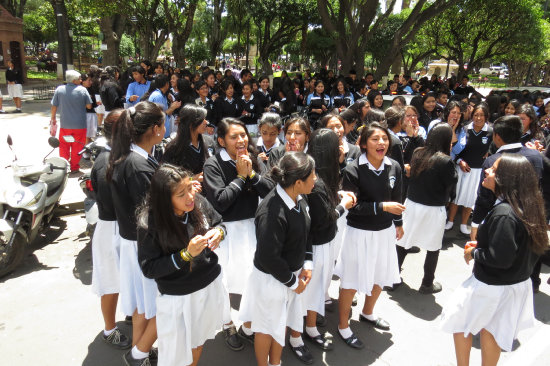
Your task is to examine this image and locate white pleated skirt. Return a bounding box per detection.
[397,199,446,251]
[239,267,306,347]
[302,242,334,316]
[454,167,482,208]
[334,225,401,295]
[216,219,256,295]
[119,238,159,319]
[332,214,347,262]
[156,275,231,366]
[86,113,98,138]
[91,220,121,296]
[440,275,535,352]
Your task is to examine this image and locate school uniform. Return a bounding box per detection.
[254,89,272,111]
[90,148,121,296]
[138,195,231,366]
[100,80,125,112]
[85,86,99,138]
[111,144,159,318]
[240,94,263,136]
[195,97,215,126]
[306,93,331,129]
[335,155,403,294]
[213,96,242,126]
[162,134,216,175]
[440,201,539,352]
[331,92,354,109]
[267,144,310,171]
[302,180,346,316]
[239,184,312,346]
[203,149,275,295]
[256,136,281,166]
[388,131,405,171]
[453,122,493,208]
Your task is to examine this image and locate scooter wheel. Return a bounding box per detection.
[0,232,26,278]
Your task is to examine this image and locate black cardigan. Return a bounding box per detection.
[138,195,223,295]
[407,155,457,206]
[90,150,116,221]
[307,179,345,246]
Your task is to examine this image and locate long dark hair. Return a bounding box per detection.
[141,74,169,101]
[494,154,549,255]
[410,122,452,178]
[270,152,315,188]
[103,109,124,141]
[162,104,208,168]
[106,101,164,181]
[137,164,207,254]
[517,103,540,137]
[307,128,340,211]
[216,118,260,172]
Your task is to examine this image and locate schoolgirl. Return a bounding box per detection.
[99,67,125,115]
[306,80,331,129]
[162,104,215,183]
[240,81,263,137]
[213,79,242,126]
[202,70,219,100]
[239,152,316,366]
[331,78,355,110]
[194,80,215,130]
[441,154,549,365]
[346,99,371,144]
[321,113,361,172]
[295,130,356,361]
[82,73,100,146]
[367,90,384,111]
[202,118,275,348]
[447,104,493,235]
[268,117,311,169]
[399,105,427,168]
[417,92,440,130]
[254,75,272,112]
[517,104,545,150]
[256,112,283,165]
[90,109,131,350]
[138,165,231,366]
[145,75,182,137]
[396,123,458,294]
[107,101,164,365]
[335,122,404,349]
[504,98,521,115]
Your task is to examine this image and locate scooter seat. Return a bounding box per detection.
[41,158,68,196]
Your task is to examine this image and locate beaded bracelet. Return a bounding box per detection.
[216,227,225,241]
[180,249,191,262]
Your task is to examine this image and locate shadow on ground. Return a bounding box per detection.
[82,321,132,366]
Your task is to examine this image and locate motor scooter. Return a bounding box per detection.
[0,135,69,277]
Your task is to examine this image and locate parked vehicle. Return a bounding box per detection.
[0,136,69,277]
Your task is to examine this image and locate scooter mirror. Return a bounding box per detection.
[62,135,75,143]
[48,137,60,148]
[7,135,13,146]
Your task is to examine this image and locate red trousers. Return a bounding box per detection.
[59,128,86,171]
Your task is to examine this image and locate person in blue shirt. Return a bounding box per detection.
[126,66,151,107]
[145,75,181,138]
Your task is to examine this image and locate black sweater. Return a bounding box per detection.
[343,155,403,231]
[339,142,361,174]
[162,135,216,175]
[100,81,125,112]
[455,124,493,168]
[254,89,272,111]
[267,145,287,170]
[6,68,22,84]
[307,180,345,246]
[203,151,275,222]
[407,155,457,206]
[90,150,116,221]
[254,186,312,287]
[138,195,223,295]
[239,95,262,125]
[111,151,158,240]
[473,202,540,285]
[213,97,242,125]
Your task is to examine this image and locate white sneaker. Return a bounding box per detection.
[460,224,471,235]
[82,152,91,159]
[445,221,454,230]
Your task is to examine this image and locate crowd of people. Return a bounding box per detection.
[47,62,550,366]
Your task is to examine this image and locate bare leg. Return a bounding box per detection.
[254,332,272,366]
[305,310,317,328]
[448,203,459,223]
[362,285,382,315]
[100,293,119,331]
[338,288,356,329]
[480,329,501,366]
[135,317,157,354]
[289,329,301,338]
[268,338,284,366]
[0,97,3,110]
[132,310,146,347]
[189,345,203,366]
[453,332,473,366]
[462,207,472,226]
[244,321,251,328]
[97,114,104,126]
[14,97,21,109]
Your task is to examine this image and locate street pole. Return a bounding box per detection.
[54,0,67,79]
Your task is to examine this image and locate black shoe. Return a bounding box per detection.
[290,344,314,364]
[149,348,158,366]
[223,325,244,351]
[407,246,421,253]
[122,351,151,366]
[305,331,333,350]
[14,109,22,113]
[125,315,133,325]
[338,330,364,349]
[316,314,327,327]
[359,314,390,331]
[351,294,358,307]
[419,281,442,294]
[237,325,255,344]
[384,279,403,292]
[102,328,131,349]
[325,299,336,313]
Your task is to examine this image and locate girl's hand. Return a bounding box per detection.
[187,235,208,257]
[396,226,404,240]
[299,269,312,285]
[382,202,406,215]
[338,143,345,163]
[206,126,215,135]
[239,154,253,176]
[338,191,357,210]
[294,279,307,294]
[193,172,204,183]
[236,155,249,177]
[203,228,223,250]
[258,152,268,161]
[192,180,202,193]
[464,246,475,264]
[458,160,470,172]
[404,164,411,177]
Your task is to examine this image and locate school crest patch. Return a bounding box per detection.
[389,176,396,188]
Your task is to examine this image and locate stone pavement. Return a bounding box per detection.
[0,101,549,366]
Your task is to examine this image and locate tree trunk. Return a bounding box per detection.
[172,36,186,68]
[259,56,272,75]
[99,15,125,67]
[208,0,226,65]
[170,2,197,67]
[507,60,531,87]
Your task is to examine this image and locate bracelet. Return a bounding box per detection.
[236,174,246,182]
[185,249,194,259]
[180,249,191,262]
[216,227,225,241]
[249,170,256,179]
